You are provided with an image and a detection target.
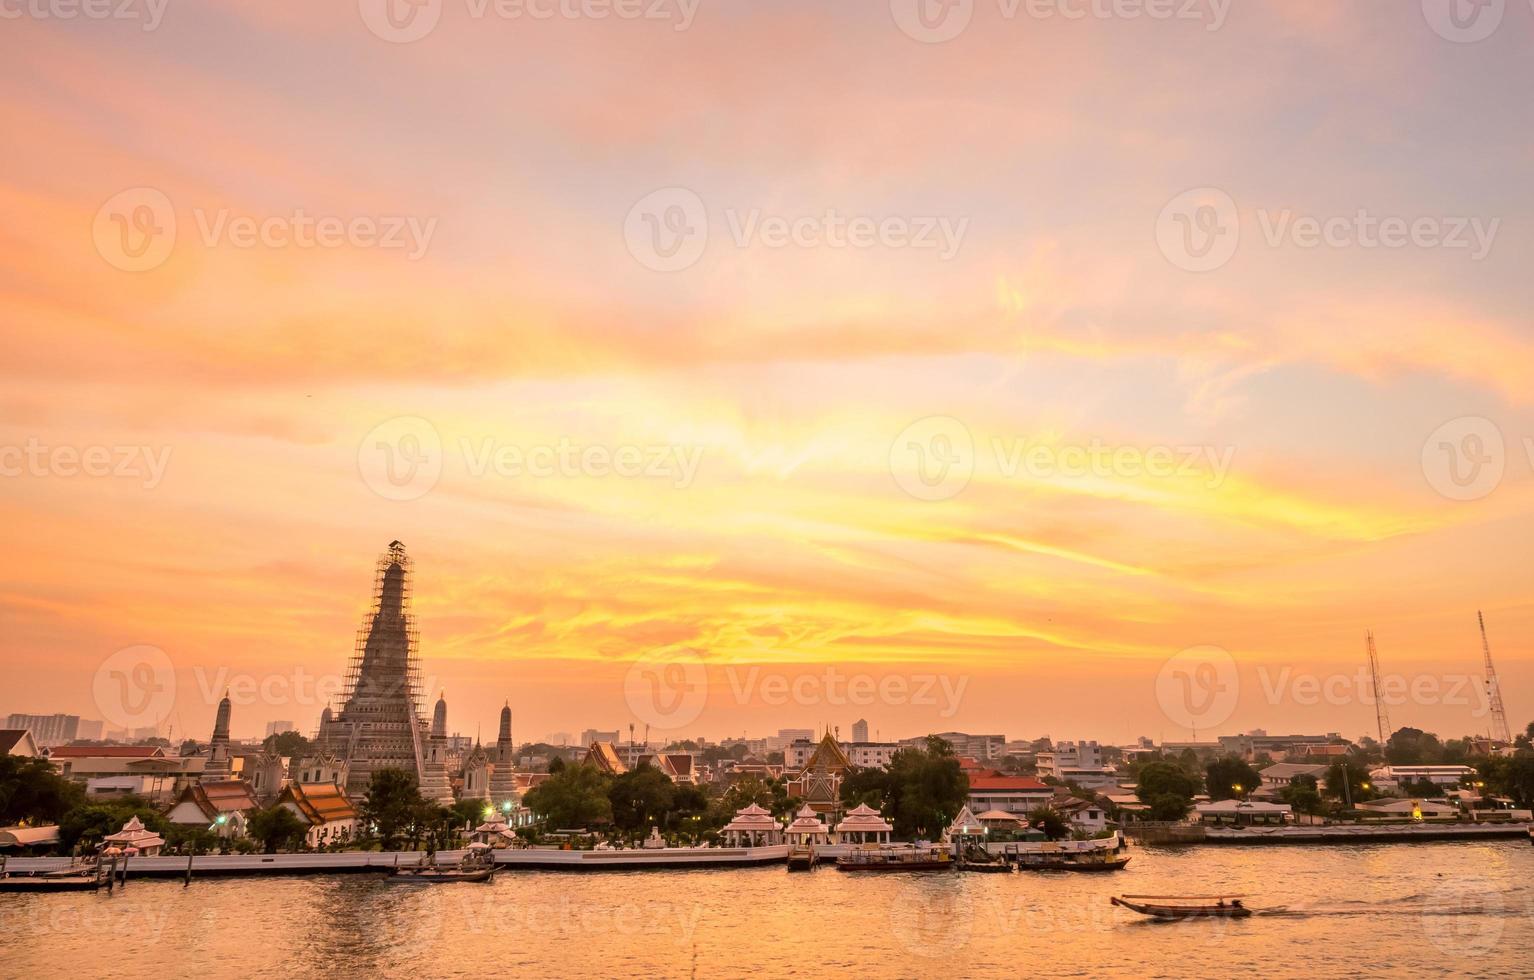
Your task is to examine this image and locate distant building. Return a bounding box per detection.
[1368,765,1477,791]
[851,719,869,743]
[1037,740,1119,788]
[900,732,1005,760]
[1217,732,1351,761]
[264,720,296,737]
[3,713,81,748]
[580,729,619,748]
[76,719,104,741]
[966,776,1053,817]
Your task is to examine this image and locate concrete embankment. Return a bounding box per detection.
[1200,823,1531,845]
[2,845,790,880]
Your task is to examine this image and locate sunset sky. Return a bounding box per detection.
[3,2,1532,747]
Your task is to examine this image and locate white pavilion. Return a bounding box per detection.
[720,803,784,847]
[835,803,893,844]
[101,815,165,856]
[784,804,830,846]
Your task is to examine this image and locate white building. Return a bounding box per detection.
[1369,765,1477,791]
[966,776,1053,818]
[1037,740,1119,789]
[851,719,869,743]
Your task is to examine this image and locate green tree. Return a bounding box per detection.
[1478,756,1534,807]
[1147,793,1192,821]
[0,755,85,825]
[546,755,567,775]
[262,730,314,758]
[1324,761,1376,803]
[248,804,307,853]
[881,736,967,839]
[1278,778,1325,816]
[1204,757,1261,801]
[1027,804,1068,840]
[59,801,168,852]
[1385,727,1443,765]
[609,764,676,833]
[360,767,426,849]
[523,763,612,829]
[1136,762,1198,803]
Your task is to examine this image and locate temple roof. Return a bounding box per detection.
[721,802,782,833]
[799,731,851,775]
[282,783,358,825]
[835,803,893,833]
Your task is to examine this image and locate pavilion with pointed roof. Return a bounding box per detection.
[784,804,830,845]
[835,803,893,844]
[102,816,165,856]
[720,802,784,847]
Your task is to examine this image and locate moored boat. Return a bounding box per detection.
[836,845,952,872]
[389,866,494,883]
[1016,855,1131,873]
[786,845,817,871]
[0,869,102,892]
[1110,895,1252,919]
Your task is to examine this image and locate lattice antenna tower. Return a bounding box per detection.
[1478,611,1512,744]
[1366,631,1391,747]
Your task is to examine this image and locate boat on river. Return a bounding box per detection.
[836,844,952,872]
[388,846,495,883]
[1110,895,1252,919]
[786,845,818,871]
[1015,854,1130,872]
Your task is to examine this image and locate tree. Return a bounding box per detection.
[1324,761,1376,803]
[880,736,967,839]
[1278,780,1325,816]
[546,755,567,775]
[59,801,168,852]
[1385,727,1443,765]
[1147,793,1191,821]
[523,763,612,829]
[360,767,426,849]
[0,755,85,825]
[609,764,676,833]
[1478,756,1534,807]
[248,805,307,853]
[262,731,314,758]
[1027,805,1068,840]
[1205,757,1261,801]
[1135,762,1198,803]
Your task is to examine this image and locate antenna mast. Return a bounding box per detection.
[1478,611,1512,744]
[1366,631,1391,746]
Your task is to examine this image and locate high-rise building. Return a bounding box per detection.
[3,713,81,748]
[313,541,453,803]
[851,719,869,743]
[76,719,104,740]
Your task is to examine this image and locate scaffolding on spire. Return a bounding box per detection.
[1478,611,1512,744]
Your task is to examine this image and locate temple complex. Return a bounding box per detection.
[785,730,850,817]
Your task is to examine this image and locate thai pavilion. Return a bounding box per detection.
[835,803,894,844]
[101,816,165,856]
[784,804,830,846]
[720,803,784,846]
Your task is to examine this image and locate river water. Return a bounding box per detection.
[1,842,1529,978]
